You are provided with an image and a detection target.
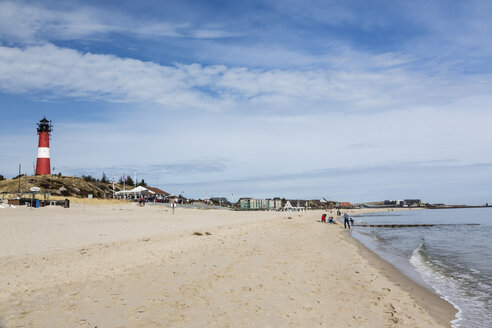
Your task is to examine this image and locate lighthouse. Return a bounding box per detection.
[35,117,52,175]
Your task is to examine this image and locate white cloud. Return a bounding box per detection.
[0,1,236,43]
[0,1,116,43]
[1,43,491,117]
[0,44,218,111]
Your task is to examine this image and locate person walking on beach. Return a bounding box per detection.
[321,213,327,223]
[349,217,354,228]
[344,213,350,229]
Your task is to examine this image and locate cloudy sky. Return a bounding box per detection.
[1,0,491,204]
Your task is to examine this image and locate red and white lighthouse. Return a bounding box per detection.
[35,117,52,175]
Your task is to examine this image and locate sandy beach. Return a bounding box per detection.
[0,204,456,327]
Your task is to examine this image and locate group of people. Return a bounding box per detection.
[320,213,336,224]
[321,212,355,229]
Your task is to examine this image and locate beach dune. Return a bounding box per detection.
[0,204,455,327]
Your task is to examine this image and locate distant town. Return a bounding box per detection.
[1,173,489,210]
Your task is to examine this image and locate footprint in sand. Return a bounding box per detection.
[135,306,146,313]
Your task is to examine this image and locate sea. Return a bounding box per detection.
[350,208,492,328]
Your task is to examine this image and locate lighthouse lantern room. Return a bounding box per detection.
[35,117,52,175]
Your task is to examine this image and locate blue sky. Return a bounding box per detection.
[1,0,491,204]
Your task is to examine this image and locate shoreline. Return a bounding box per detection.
[343,229,457,327]
[335,207,457,326]
[333,207,457,327]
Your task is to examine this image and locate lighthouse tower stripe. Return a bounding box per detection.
[36,158,51,175]
[37,147,50,158]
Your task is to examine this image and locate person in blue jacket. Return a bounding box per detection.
[344,213,351,229]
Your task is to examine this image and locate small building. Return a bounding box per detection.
[211,197,232,206]
[146,186,170,201]
[266,198,282,210]
[384,200,404,206]
[239,198,266,210]
[339,202,353,209]
[238,198,282,210]
[283,199,308,211]
[404,199,421,207]
[239,198,252,210]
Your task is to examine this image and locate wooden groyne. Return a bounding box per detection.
[355,223,480,228]
[426,205,490,209]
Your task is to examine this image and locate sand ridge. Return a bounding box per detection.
[0,205,452,327]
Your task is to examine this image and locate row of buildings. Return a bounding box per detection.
[237,198,351,211]
[113,189,423,211]
[238,198,426,211]
[383,199,422,207]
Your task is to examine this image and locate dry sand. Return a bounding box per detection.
[0,204,455,327]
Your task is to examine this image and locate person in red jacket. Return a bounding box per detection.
[321,213,327,223]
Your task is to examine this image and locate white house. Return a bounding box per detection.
[283,200,308,211]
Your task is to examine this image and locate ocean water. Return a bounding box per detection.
[350,208,492,328]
